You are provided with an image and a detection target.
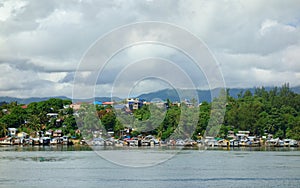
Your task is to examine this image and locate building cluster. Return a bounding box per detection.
[201,131,299,147]
[0,127,76,146]
[1,98,299,148]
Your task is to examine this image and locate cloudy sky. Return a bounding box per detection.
[0,0,300,98]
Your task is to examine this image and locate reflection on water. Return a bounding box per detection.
[0,145,93,152]
[1,145,299,152]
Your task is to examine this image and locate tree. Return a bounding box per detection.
[0,122,8,137]
[101,111,116,131]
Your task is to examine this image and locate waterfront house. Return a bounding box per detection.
[227,131,236,139]
[236,131,250,141]
[8,128,17,137]
[204,137,218,147]
[17,132,28,139]
[53,130,63,137]
[45,130,53,137]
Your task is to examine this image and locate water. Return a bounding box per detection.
[0,146,299,188]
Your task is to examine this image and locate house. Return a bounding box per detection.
[126,98,144,111]
[70,103,81,111]
[93,101,102,105]
[45,130,53,137]
[17,132,28,139]
[8,128,17,137]
[227,131,236,139]
[102,101,114,105]
[154,102,166,108]
[47,113,58,118]
[53,130,63,137]
[21,105,28,109]
[236,131,250,140]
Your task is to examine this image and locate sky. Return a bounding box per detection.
[0,0,300,98]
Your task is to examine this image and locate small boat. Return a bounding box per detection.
[30,138,41,145]
[266,138,284,147]
[0,137,12,146]
[230,139,239,147]
[40,137,51,146]
[204,137,219,147]
[283,139,298,147]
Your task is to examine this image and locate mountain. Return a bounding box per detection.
[72,97,123,103]
[292,86,300,94]
[138,88,226,102]
[138,86,300,102]
[0,96,123,104]
[1,86,299,104]
[0,96,71,104]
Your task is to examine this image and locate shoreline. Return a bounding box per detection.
[1,144,299,152]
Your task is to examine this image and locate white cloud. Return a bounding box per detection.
[0,1,27,21]
[0,0,300,98]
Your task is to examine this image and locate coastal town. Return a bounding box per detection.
[0,125,299,148]
[0,98,300,147]
[1,84,299,149]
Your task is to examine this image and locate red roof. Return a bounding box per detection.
[21,105,27,109]
[103,101,114,105]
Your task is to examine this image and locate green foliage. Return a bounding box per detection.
[0,122,8,137]
[0,84,299,141]
[223,83,300,139]
[101,111,116,131]
[0,98,77,137]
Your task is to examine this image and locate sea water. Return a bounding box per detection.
[0,146,299,188]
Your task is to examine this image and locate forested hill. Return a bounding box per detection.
[0,84,299,140]
[138,86,300,102]
[0,96,122,105]
[0,96,71,105]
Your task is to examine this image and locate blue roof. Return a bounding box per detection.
[94,101,102,105]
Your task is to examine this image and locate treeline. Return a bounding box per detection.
[222,83,300,140]
[115,83,300,140]
[0,98,78,138]
[0,83,299,141]
[91,83,300,141]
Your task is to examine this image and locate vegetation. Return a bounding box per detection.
[0,98,77,138]
[221,83,300,140]
[0,83,299,140]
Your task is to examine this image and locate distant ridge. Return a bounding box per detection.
[0,96,71,104]
[138,86,300,102]
[0,96,123,104]
[1,86,299,104]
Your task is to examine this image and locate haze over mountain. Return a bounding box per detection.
[1,86,299,104]
[138,86,300,102]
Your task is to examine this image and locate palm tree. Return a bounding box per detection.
[0,122,8,137]
[27,114,42,132]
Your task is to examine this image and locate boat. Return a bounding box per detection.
[266,138,284,147]
[230,139,239,147]
[40,137,51,146]
[283,139,298,147]
[50,137,62,145]
[204,137,219,147]
[30,138,41,145]
[0,137,12,146]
